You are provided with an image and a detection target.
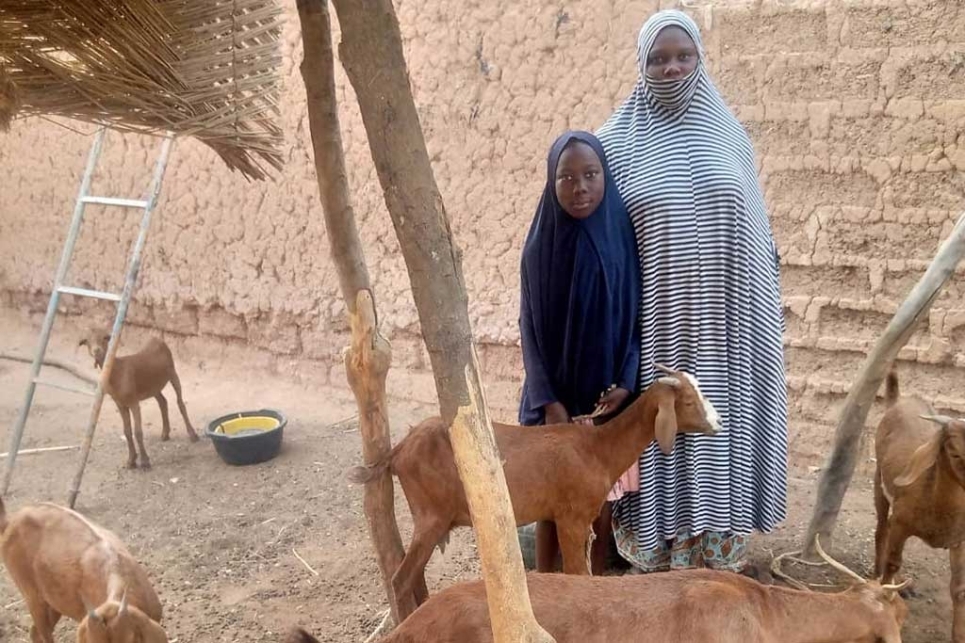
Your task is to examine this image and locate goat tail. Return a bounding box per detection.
[347,457,391,484]
[885,366,900,405]
[285,628,321,643]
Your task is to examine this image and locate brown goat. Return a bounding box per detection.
[287,546,908,643]
[349,365,719,611]
[77,593,168,643]
[874,367,965,642]
[80,332,198,469]
[0,497,165,643]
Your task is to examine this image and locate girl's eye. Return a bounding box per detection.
[586,171,599,179]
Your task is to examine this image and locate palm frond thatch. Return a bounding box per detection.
[0,63,17,131]
[0,0,284,180]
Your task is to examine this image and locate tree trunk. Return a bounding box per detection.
[804,212,965,556]
[330,1,555,640]
[296,0,423,623]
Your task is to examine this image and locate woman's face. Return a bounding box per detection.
[645,25,699,80]
[555,141,605,220]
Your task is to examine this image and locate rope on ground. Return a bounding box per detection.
[362,609,392,643]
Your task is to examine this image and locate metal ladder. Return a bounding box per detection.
[2,127,175,508]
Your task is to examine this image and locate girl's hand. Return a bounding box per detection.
[596,387,630,416]
[544,402,570,425]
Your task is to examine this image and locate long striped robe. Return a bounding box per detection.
[597,10,788,551]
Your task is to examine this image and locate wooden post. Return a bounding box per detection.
[804,212,965,555]
[330,1,554,639]
[295,0,423,622]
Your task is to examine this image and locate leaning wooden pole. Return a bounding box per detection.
[804,211,965,556]
[330,0,554,639]
[295,0,422,622]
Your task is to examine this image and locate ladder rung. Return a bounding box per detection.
[81,196,148,209]
[34,377,95,397]
[57,285,121,302]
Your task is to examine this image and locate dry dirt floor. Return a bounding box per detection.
[0,314,953,642]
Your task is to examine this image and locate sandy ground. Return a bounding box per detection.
[0,315,953,642]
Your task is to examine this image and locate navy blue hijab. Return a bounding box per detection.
[518,131,641,425]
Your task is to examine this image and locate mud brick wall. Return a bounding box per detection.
[2,0,965,464]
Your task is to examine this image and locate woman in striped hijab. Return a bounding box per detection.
[597,10,788,575]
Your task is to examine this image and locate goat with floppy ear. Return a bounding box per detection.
[77,331,197,469]
[874,367,965,642]
[347,364,719,616]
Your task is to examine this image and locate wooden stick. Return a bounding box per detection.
[0,352,96,385]
[805,211,965,556]
[296,0,415,622]
[292,548,319,577]
[0,445,79,458]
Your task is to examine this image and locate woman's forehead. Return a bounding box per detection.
[637,12,705,59]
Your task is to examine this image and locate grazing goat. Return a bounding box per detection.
[874,367,965,641]
[287,540,908,643]
[0,497,166,643]
[349,364,720,610]
[80,332,198,469]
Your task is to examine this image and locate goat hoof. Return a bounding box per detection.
[189,434,200,443]
[125,460,137,470]
[161,434,171,442]
[139,460,152,470]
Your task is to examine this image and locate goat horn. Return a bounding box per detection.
[920,414,955,426]
[654,363,674,375]
[882,578,913,592]
[814,535,866,584]
[770,550,810,591]
[118,589,128,616]
[656,376,680,389]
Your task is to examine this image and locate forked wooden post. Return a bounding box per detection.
[804,211,965,556]
[330,0,555,638]
[296,0,421,622]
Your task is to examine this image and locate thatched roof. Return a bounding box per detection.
[0,0,284,180]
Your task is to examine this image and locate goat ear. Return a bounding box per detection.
[943,426,965,488]
[894,430,943,488]
[655,392,679,455]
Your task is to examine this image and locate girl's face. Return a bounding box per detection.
[646,26,699,80]
[555,141,605,220]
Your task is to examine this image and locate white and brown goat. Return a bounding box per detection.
[80,332,198,469]
[349,364,719,612]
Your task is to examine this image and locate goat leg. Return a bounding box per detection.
[155,392,171,441]
[131,403,152,470]
[873,468,891,577]
[24,595,56,643]
[951,544,965,643]
[119,404,138,470]
[558,520,593,575]
[169,371,199,442]
[392,519,448,617]
[880,523,910,585]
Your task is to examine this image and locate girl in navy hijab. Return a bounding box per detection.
[518,130,641,573]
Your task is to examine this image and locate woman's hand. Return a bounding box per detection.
[544,402,570,425]
[596,386,630,416]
